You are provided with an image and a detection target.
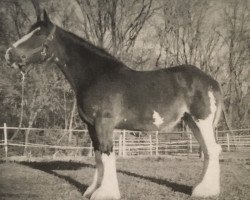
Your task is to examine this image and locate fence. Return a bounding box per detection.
[1,123,250,158]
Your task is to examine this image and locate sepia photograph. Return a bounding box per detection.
[0,0,249,199]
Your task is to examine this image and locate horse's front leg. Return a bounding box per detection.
[90,117,121,200]
[84,151,103,198]
[84,125,103,198]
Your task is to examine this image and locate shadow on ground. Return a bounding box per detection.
[0,193,38,198]
[118,169,192,195]
[20,160,192,196]
[20,161,91,194]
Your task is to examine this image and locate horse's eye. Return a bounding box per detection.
[35,30,42,36]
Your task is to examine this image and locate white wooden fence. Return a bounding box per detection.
[1,123,250,158]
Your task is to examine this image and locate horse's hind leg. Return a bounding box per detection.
[184,92,222,197]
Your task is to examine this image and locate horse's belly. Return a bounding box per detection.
[116,99,187,131]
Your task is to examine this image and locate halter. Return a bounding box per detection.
[11,25,56,69]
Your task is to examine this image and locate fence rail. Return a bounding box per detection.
[1,123,250,158]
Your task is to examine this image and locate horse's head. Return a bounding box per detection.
[5,10,56,72]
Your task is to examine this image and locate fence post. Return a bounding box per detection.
[4,123,8,158]
[155,131,159,156]
[189,133,192,153]
[122,130,126,157]
[89,141,93,157]
[118,133,122,156]
[149,134,152,156]
[227,133,230,152]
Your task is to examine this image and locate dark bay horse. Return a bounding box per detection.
[5,11,223,199]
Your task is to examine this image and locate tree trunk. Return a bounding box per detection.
[68,98,76,143]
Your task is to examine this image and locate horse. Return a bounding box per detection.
[5,11,223,199]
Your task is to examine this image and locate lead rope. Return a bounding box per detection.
[10,71,26,140]
[20,71,26,127]
[20,71,25,128]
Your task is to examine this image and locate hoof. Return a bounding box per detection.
[90,186,121,200]
[83,185,98,199]
[192,183,220,197]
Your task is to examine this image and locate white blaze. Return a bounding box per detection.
[5,47,12,61]
[13,27,41,48]
[153,111,164,127]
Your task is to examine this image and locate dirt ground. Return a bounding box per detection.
[0,155,250,200]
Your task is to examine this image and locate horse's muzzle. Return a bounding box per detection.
[5,47,26,69]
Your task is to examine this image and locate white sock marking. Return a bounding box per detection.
[90,152,120,199]
[192,91,221,197]
[84,151,103,198]
[101,152,119,191]
[13,27,41,48]
[153,111,164,127]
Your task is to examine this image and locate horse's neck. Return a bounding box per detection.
[53,28,117,92]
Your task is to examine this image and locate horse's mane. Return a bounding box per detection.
[57,26,119,62]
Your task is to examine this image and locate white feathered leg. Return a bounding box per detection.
[192,92,222,197]
[90,152,120,200]
[84,151,103,198]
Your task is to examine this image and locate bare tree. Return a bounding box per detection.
[156,0,214,69]
[218,0,250,129]
[74,0,154,58]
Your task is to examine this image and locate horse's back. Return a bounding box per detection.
[122,65,221,103]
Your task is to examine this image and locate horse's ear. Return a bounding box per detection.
[43,10,50,24]
[37,14,41,22]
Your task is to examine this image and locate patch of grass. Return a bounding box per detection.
[0,162,82,200]
[0,156,249,200]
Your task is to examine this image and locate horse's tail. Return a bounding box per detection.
[213,83,223,129]
[213,98,222,128]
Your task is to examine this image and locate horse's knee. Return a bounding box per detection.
[99,139,113,154]
[96,128,114,154]
[95,117,115,154]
